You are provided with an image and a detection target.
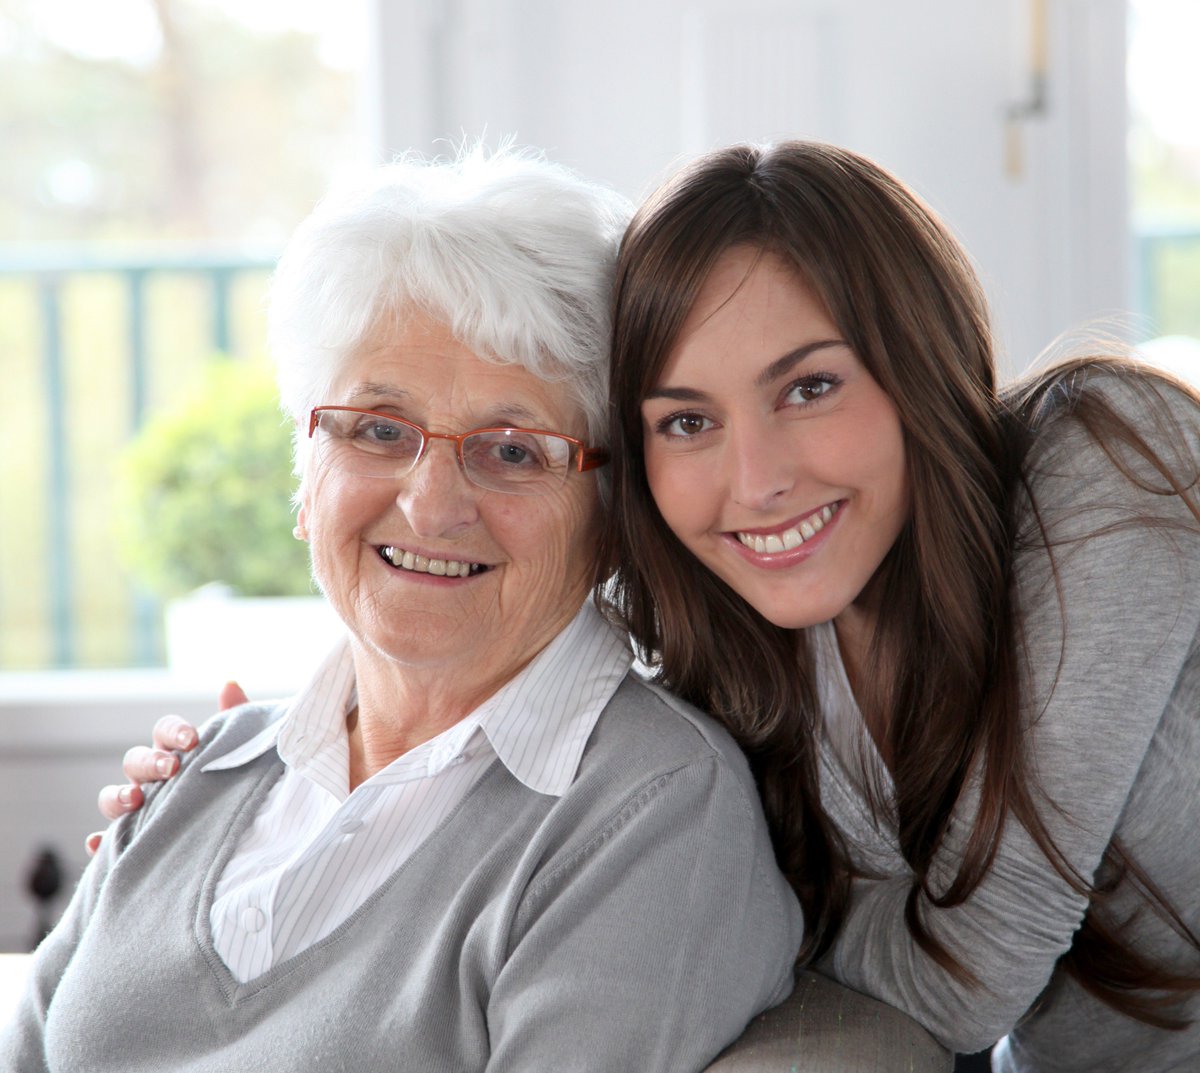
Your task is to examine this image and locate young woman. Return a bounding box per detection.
[601,140,1200,1071]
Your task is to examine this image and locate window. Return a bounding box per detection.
[1129,0,1200,369]
[0,0,366,671]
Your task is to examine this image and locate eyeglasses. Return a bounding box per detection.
[308,406,609,496]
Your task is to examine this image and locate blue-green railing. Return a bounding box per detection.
[1133,225,1200,340]
[0,250,276,669]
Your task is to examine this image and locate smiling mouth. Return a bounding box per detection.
[734,502,840,554]
[378,546,490,577]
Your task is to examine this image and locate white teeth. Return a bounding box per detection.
[381,547,481,577]
[736,503,840,555]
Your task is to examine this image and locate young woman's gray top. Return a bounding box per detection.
[816,372,1200,1071]
[3,675,803,1073]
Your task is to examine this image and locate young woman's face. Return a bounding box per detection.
[640,246,910,634]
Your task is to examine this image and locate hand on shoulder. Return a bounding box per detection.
[85,682,248,855]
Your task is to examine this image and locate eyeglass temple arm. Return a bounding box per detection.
[578,447,610,472]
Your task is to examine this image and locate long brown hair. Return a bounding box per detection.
[598,140,1200,1023]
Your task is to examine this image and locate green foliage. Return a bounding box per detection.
[114,358,313,598]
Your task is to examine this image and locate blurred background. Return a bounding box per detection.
[0,0,1196,954]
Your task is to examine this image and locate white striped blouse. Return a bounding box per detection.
[202,601,632,983]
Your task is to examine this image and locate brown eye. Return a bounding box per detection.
[784,375,840,407]
[658,411,714,437]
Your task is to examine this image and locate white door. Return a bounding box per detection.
[367,0,1128,378]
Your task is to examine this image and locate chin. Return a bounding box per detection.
[742,588,844,632]
[760,608,831,631]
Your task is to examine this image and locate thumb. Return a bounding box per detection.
[218,680,250,710]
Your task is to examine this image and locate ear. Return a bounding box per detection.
[294,415,312,537]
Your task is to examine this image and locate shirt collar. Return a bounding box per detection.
[472,600,632,795]
[200,638,356,777]
[201,601,631,799]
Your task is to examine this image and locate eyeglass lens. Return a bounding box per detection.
[312,409,574,495]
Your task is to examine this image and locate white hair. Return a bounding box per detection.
[268,145,632,450]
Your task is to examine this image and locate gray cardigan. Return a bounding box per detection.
[3,675,803,1073]
[817,373,1200,1071]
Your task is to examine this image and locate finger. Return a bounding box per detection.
[219,680,249,710]
[85,832,103,857]
[151,715,198,752]
[122,746,179,784]
[97,782,144,822]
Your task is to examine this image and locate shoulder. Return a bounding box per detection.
[128,699,289,827]
[1015,363,1200,537]
[584,671,760,790]
[1022,363,1200,476]
[196,699,290,753]
[522,671,798,930]
[554,672,777,872]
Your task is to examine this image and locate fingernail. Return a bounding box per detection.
[156,756,174,776]
[177,729,194,747]
[118,786,133,805]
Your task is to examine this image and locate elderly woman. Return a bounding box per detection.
[2,150,803,1072]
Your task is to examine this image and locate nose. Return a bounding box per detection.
[394,438,480,537]
[726,421,796,510]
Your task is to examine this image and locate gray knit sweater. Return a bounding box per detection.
[2,675,803,1073]
[816,372,1200,1071]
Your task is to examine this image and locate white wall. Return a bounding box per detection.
[366,0,1130,379]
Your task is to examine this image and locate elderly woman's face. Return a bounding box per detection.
[298,312,601,687]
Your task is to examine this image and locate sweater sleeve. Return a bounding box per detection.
[484,751,804,1073]
[822,374,1200,1052]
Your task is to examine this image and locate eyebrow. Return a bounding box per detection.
[345,382,412,404]
[344,383,545,428]
[644,339,848,402]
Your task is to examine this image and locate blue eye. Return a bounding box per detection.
[486,438,544,468]
[342,415,421,456]
[365,420,403,442]
[465,431,565,479]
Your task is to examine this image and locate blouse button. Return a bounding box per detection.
[340,817,364,835]
[241,906,266,933]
